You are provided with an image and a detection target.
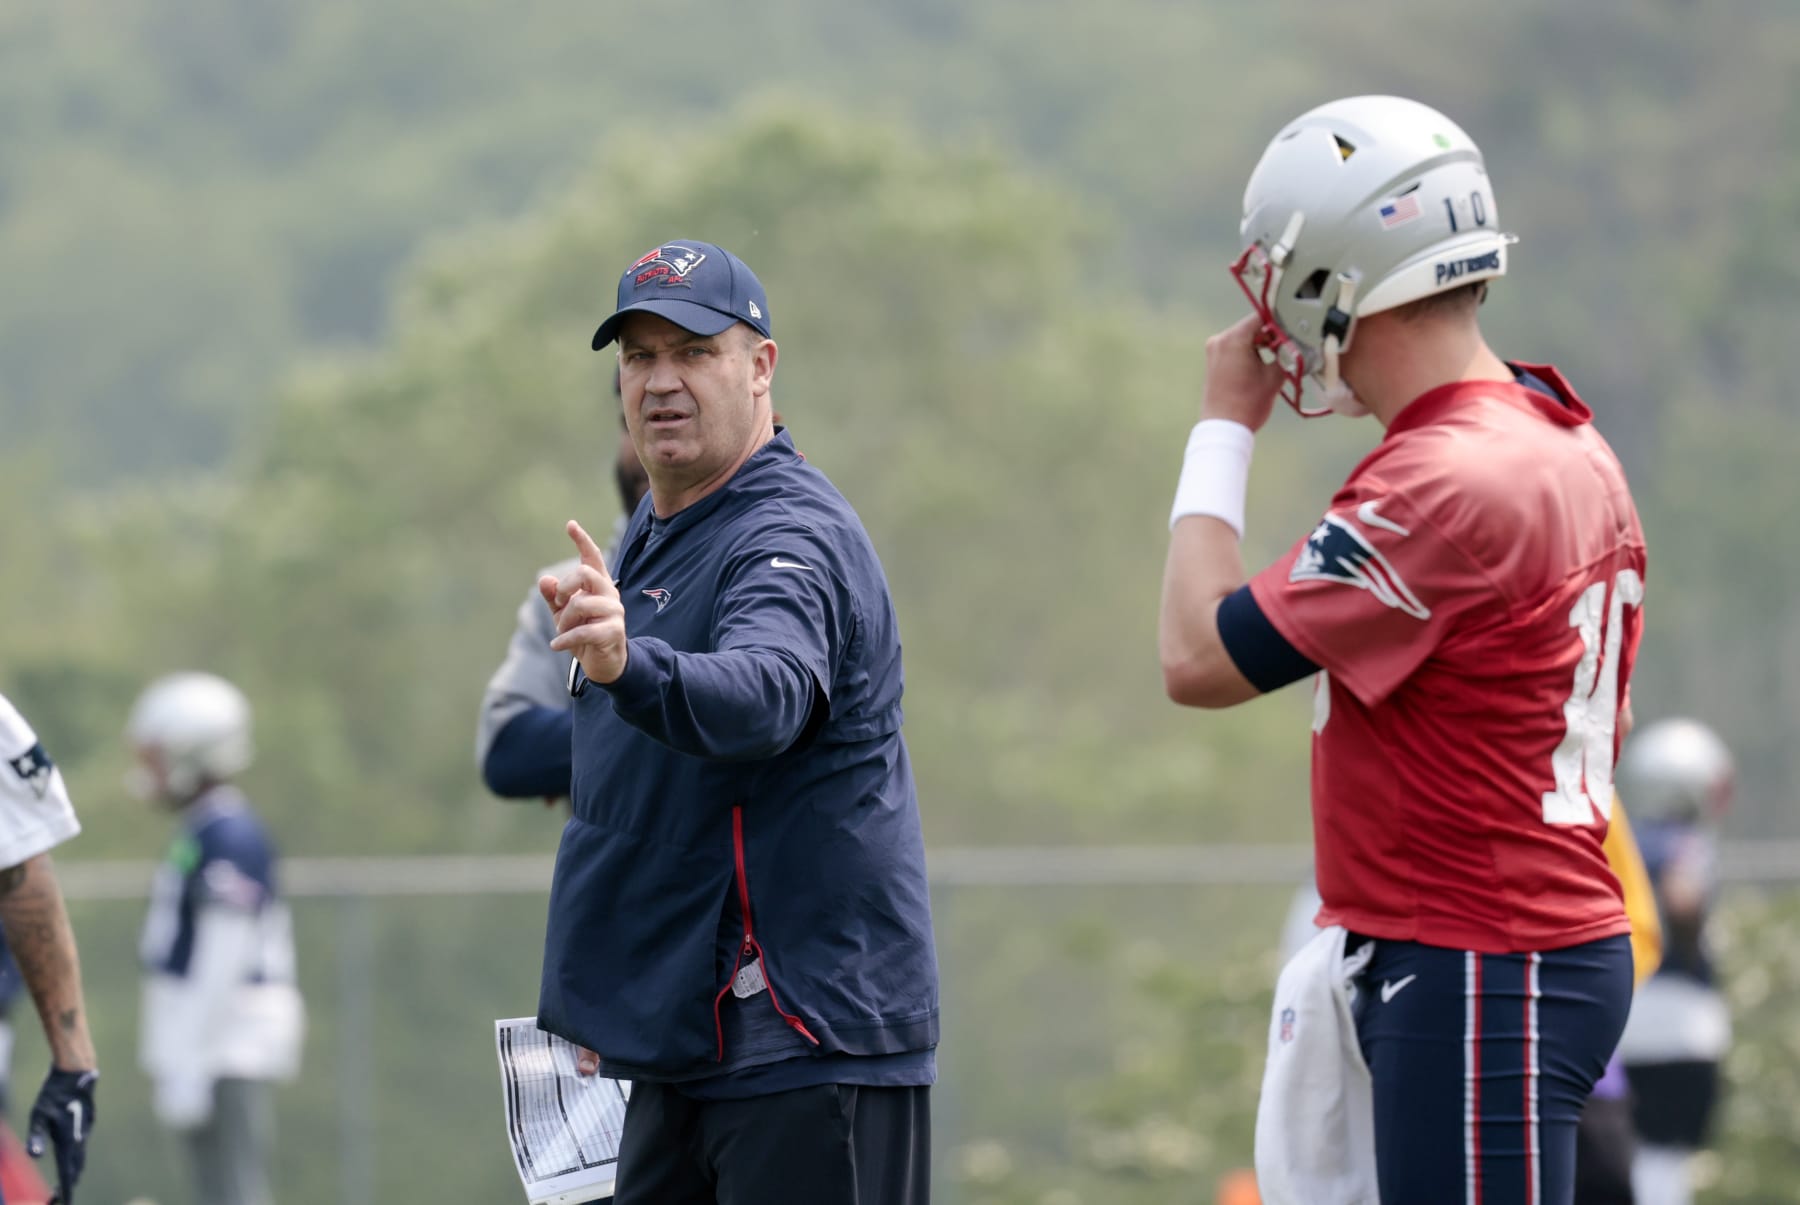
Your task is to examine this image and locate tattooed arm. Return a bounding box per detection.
[0,853,96,1071]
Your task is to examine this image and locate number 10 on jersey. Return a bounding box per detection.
[1543,569,1644,825]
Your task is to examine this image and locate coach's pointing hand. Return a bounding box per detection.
[542,520,629,685]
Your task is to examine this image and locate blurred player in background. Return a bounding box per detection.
[476,379,652,1205]
[0,691,100,1204]
[130,673,304,1205]
[1161,95,1645,1203]
[476,369,650,802]
[1576,799,1661,1205]
[1612,719,1734,1205]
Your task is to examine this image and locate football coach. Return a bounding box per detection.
[536,241,939,1205]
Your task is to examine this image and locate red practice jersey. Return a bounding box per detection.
[1248,365,1644,953]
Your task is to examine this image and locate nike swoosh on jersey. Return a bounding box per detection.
[1356,498,1412,537]
[770,557,814,571]
[1380,974,1418,1002]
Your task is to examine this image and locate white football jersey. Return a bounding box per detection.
[0,693,82,868]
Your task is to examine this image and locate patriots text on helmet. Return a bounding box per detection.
[1434,250,1502,287]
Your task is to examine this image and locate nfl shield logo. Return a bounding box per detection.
[1279,1007,1297,1044]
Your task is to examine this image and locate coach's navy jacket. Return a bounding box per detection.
[537,430,939,1081]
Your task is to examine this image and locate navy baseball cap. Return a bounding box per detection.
[591,241,772,349]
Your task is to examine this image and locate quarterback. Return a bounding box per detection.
[1160,96,1645,1204]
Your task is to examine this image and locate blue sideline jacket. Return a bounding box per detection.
[537,430,939,1082]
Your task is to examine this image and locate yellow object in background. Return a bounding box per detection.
[1604,799,1663,989]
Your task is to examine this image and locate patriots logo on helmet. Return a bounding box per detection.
[641,588,674,613]
[7,743,53,800]
[1290,512,1431,620]
[631,245,708,289]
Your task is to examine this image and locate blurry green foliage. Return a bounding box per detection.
[15,101,1339,858]
[5,0,1799,824]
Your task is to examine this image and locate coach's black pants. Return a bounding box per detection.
[614,1081,930,1205]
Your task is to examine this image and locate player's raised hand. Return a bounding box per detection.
[543,520,629,685]
[1201,312,1288,433]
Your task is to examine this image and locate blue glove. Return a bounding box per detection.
[27,1067,97,1205]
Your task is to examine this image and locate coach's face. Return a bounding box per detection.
[617,313,776,513]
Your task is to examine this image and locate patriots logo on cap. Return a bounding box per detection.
[641,588,674,613]
[1289,511,1431,619]
[7,743,54,800]
[631,245,708,289]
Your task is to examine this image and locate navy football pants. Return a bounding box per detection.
[1352,934,1633,1205]
[614,1082,930,1205]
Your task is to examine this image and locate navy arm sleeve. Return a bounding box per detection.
[481,707,575,799]
[595,536,843,761]
[1216,584,1321,693]
[598,639,824,762]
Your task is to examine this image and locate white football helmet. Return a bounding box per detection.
[1615,718,1735,825]
[126,672,254,801]
[1234,95,1517,416]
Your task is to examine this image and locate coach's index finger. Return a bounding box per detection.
[566,519,615,589]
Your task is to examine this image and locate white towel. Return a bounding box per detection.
[1254,924,1379,1205]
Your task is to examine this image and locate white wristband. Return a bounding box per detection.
[1168,420,1254,539]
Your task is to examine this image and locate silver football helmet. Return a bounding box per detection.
[1615,718,1735,825]
[1234,95,1517,416]
[126,672,254,801]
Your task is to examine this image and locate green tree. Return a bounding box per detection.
[1,105,1329,1197]
[60,101,1325,859]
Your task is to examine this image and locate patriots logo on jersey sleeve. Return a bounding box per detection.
[1290,511,1432,620]
[6,743,54,799]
